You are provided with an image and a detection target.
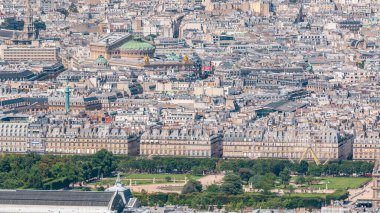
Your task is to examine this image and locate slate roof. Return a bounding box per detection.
[0,190,115,207]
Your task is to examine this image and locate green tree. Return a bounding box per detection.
[295,176,306,185]
[249,173,276,193]
[221,174,243,195]
[68,3,79,13]
[58,8,69,20]
[28,165,43,189]
[305,176,315,184]
[238,168,254,182]
[205,184,220,193]
[297,161,309,174]
[0,158,11,173]
[279,168,291,185]
[181,179,202,194]
[191,166,203,176]
[308,164,321,176]
[92,149,115,177]
[34,19,46,31]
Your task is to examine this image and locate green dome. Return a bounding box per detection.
[306,63,313,72]
[94,55,109,66]
[119,39,155,51]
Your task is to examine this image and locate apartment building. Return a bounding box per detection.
[223,126,265,158]
[46,124,140,155]
[140,126,223,157]
[1,46,59,61]
[255,127,353,161]
[353,131,380,160]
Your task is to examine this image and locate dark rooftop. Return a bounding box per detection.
[0,190,115,207]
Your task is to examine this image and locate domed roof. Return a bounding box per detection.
[119,38,155,51]
[94,55,109,66]
[306,63,313,72]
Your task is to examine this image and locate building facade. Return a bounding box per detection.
[140,126,223,157]
[1,46,59,61]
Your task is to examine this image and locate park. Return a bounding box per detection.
[0,150,374,210]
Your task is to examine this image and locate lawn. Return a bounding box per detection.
[309,177,371,190]
[91,173,200,186]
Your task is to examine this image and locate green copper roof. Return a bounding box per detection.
[119,39,155,51]
[166,53,180,61]
[306,63,313,72]
[94,55,109,65]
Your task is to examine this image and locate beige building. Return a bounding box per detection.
[0,118,46,153]
[46,124,140,155]
[223,126,265,158]
[0,116,140,156]
[353,131,380,160]
[140,126,222,157]
[250,1,270,17]
[89,33,132,60]
[256,127,353,162]
[223,126,353,161]
[0,46,59,61]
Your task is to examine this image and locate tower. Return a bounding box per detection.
[23,0,36,40]
[64,85,70,113]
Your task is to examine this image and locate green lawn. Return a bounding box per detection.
[91,173,200,186]
[309,177,371,190]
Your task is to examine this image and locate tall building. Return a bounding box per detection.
[0,46,59,61]
[23,0,36,40]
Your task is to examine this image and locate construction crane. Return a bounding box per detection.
[299,147,321,166]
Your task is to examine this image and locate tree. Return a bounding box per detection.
[220,174,243,195]
[34,19,46,31]
[286,184,296,195]
[205,184,220,193]
[0,158,11,173]
[279,168,291,185]
[58,8,69,20]
[92,149,115,177]
[28,165,43,189]
[249,173,276,193]
[308,164,321,176]
[217,200,223,210]
[68,3,78,13]
[182,179,202,194]
[191,166,203,176]
[295,176,306,185]
[238,168,254,182]
[297,161,309,174]
[305,176,315,185]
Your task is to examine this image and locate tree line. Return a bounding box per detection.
[0,150,115,189]
[0,150,374,190]
[134,189,349,211]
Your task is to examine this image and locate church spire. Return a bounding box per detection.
[24,0,35,40]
